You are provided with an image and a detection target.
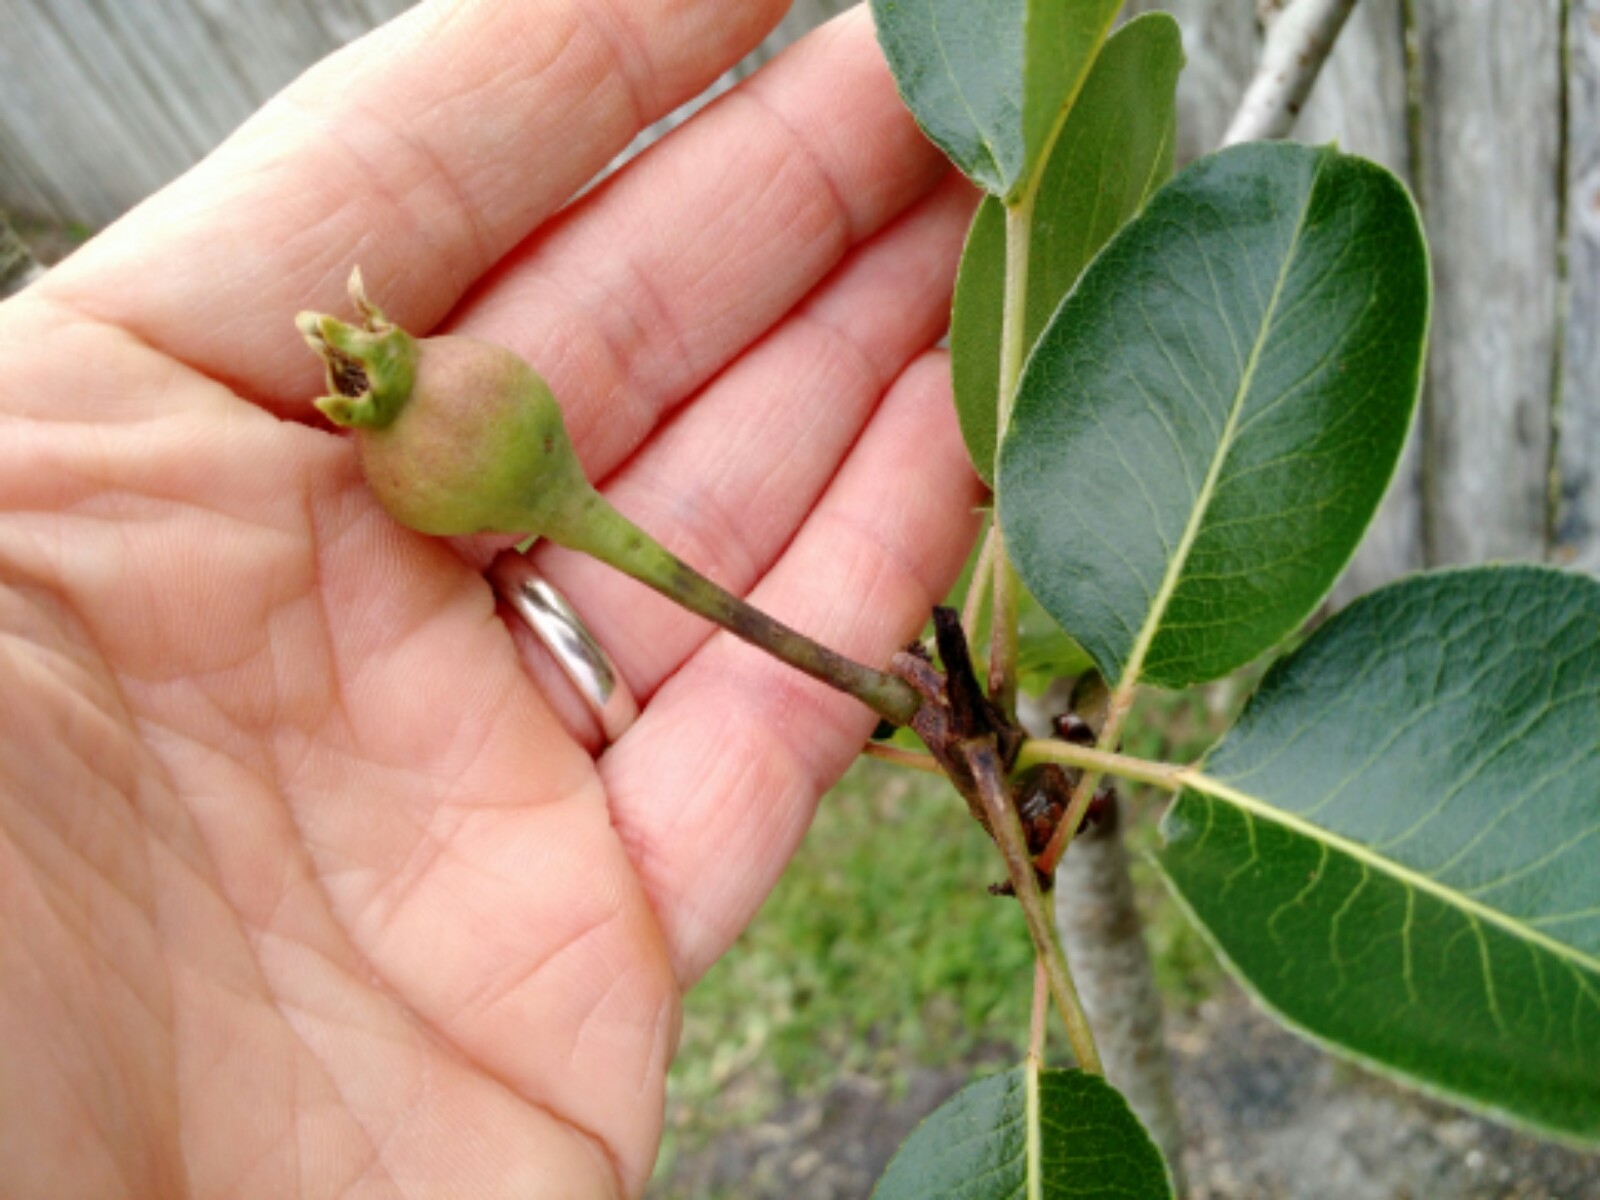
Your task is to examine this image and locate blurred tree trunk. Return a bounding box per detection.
[1055,799,1189,1190]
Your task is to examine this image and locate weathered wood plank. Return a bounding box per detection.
[1294,0,1423,602]
[0,0,845,227]
[0,0,203,225]
[0,0,394,226]
[1297,0,1411,213]
[171,0,334,106]
[1559,0,1600,572]
[0,110,70,228]
[86,0,259,145]
[1414,0,1563,565]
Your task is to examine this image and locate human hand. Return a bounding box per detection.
[0,1,982,1196]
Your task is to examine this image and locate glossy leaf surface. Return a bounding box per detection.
[998,141,1429,690]
[869,0,1120,198]
[874,1065,1173,1198]
[952,13,1182,483]
[1159,567,1600,1144]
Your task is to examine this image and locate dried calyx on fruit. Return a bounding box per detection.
[298,269,922,727]
[298,269,595,540]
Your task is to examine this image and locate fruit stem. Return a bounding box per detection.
[544,486,922,727]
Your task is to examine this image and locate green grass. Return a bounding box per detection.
[664,762,1034,1134]
[658,682,1242,1170]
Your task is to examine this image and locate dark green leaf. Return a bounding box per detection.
[869,1,1120,198]
[999,142,1429,690]
[874,1065,1174,1198]
[952,13,1183,483]
[1159,566,1600,1145]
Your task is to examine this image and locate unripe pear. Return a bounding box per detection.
[298,269,922,727]
[298,269,592,539]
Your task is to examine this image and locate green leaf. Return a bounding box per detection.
[1158,566,1600,1145]
[951,13,1183,483]
[950,199,1007,481]
[998,142,1430,691]
[1021,1,1124,199]
[874,1064,1174,1198]
[869,0,1121,198]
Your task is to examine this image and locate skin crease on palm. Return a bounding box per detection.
[0,1,986,1196]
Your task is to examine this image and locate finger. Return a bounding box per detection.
[38,0,789,407]
[599,352,986,983]
[520,172,975,721]
[445,6,949,477]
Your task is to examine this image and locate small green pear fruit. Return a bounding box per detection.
[298,270,922,726]
[298,269,591,538]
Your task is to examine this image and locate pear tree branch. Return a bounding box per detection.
[1224,0,1361,146]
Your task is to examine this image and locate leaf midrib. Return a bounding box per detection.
[1179,769,1600,979]
[1112,152,1328,693]
[1025,1058,1042,1200]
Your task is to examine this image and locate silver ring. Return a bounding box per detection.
[489,552,638,744]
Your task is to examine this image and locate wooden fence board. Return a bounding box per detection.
[0,0,201,224]
[1414,0,1564,565]
[89,0,259,146]
[0,120,60,226]
[772,0,855,51]
[1560,0,1600,573]
[176,0,333,104]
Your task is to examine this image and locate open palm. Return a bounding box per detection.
[0,2,981,1196]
